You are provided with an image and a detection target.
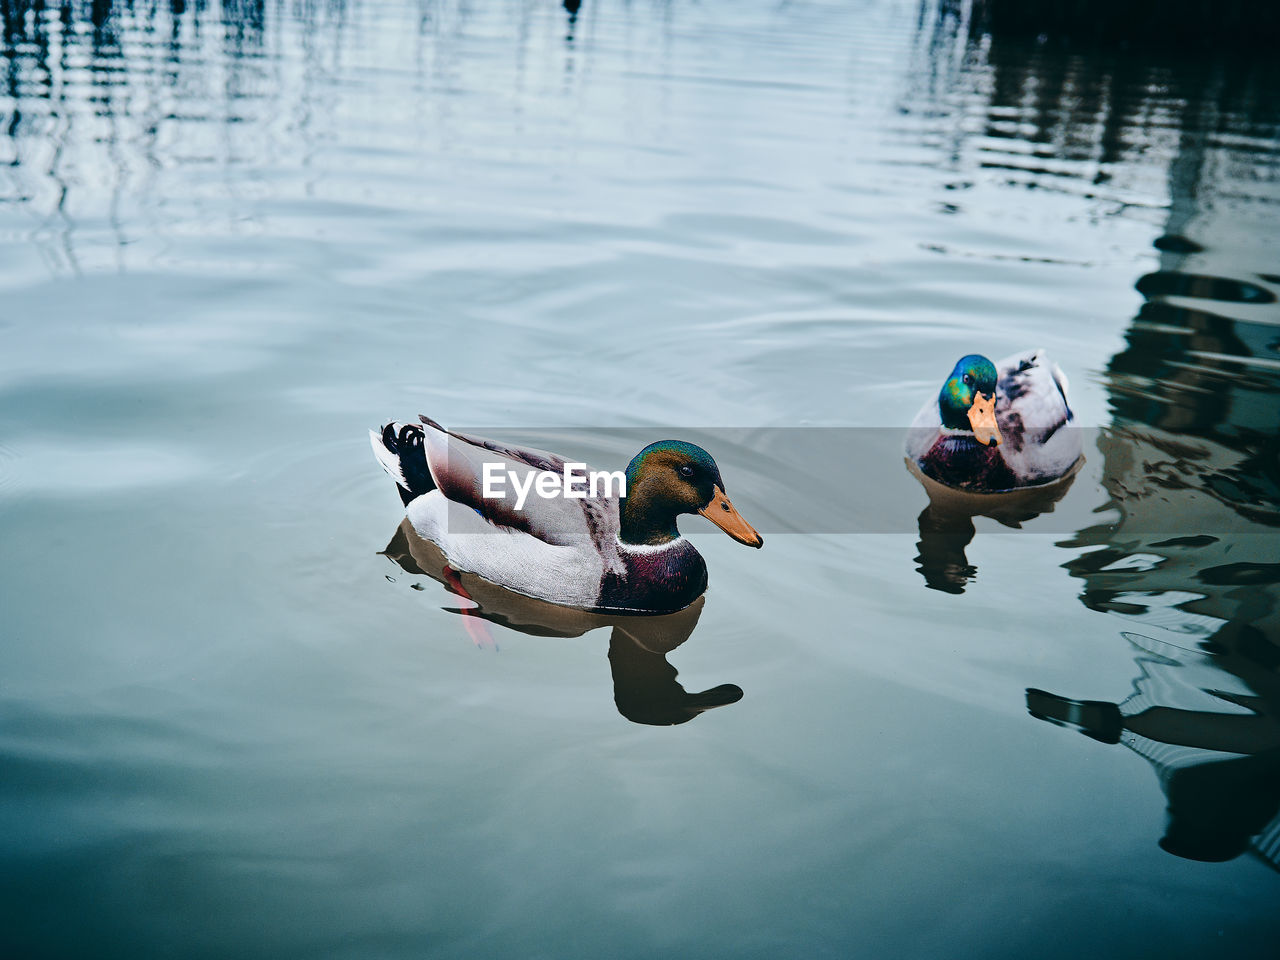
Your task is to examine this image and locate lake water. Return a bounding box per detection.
[2,1,1278,956]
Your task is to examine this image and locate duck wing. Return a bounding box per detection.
[418,417,619,548]
[995,349,1082,481]
[995,349,1072,440]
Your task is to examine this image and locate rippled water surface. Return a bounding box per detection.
[3,1,1279,957]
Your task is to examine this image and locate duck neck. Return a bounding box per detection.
[619,485,681,547]
[939,393,972,431]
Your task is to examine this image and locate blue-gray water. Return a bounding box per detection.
[2,1,1279,957]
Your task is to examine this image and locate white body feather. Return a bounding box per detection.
[405,490,612,608]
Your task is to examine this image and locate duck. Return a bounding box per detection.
[370,417,763,614]
[905,349,1082,492]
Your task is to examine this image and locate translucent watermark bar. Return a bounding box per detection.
[419,426,1279,537]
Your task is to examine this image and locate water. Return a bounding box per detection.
[2,1,1278,956]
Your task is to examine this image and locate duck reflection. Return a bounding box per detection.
[382,519,743,727]
[909,460,1080,594]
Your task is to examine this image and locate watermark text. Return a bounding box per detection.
[481,462,626,509]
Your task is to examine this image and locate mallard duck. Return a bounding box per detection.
[371,418,763,614]
[905,349,1082,492]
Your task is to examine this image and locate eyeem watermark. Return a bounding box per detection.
[482,462,626,510]
[428,424,1267,536]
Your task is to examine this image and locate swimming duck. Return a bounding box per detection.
[371,418,763,614]
[905,349,1082,492]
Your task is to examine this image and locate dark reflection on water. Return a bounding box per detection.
[911,1,1280,208]
[913,1,1280,868]
[561,0,581,44]
[970,0,1280,51]
[0,0,272,90]
[1034,241,1280,865]
[4,0,1280,955]
[382,519,744,727]
[911,461,1079,594]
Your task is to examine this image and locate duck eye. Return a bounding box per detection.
[963,374,973,386]
[679,465,694,478]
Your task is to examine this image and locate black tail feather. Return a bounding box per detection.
[380,421,437,505]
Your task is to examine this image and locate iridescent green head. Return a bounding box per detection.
[939,354,998,431]
[620,440,763,548]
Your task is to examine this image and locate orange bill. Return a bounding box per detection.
[698,487,764,548]
[967,391,1003,446]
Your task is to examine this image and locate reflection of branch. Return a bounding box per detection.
[1026,685,1280,864]
[1125,707,1280,756]
[1027,602,1280,866]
